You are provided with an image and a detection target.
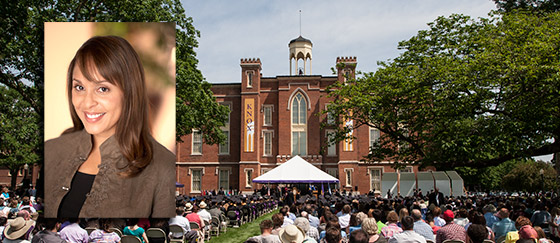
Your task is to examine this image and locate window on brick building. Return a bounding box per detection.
[398,166,413,173]
[369,128,380,152]
[369,168,382,192]
[219,103,230,155]
[326,168,338,178]
[263,105,273,126]
[192,130,202,155]
[219,169,229,190]
[326,130,336,156]
[191,168,202,193]
[245,169,253,188]
[325,104,335,125]
[291,93,307,156]
[345,169,353,187]
[247,71,253,87]
[263,131,273,156]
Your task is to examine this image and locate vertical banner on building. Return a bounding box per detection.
[244,98,255,152]
[344,117,353,151]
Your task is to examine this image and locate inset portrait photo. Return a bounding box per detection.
[44,22,176,218]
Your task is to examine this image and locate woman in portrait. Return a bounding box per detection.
[44,35,175,218]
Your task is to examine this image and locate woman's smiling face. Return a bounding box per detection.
[71,65,123,145]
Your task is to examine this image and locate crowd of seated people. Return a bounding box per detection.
[239,188,560,243]
[3,181,560,243]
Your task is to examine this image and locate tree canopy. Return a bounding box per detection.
[325,10,560,169]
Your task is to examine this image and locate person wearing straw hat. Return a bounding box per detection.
[3,217,35,243]
[279,224,305,243]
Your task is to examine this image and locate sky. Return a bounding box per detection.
[180,0,496,83]
[179,0,553,162]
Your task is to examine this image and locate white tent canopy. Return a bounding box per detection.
[252,156,339,183]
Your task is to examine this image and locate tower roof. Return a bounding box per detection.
[289,35,313,46]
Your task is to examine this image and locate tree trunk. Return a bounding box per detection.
[10,167,18,191]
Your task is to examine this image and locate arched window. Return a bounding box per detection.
[291,93,307,155]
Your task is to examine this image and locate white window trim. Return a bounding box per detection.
[216,167,231,191]
[189,167,205,193]
[344,168,354,188]
[246,70,254,88]
[191,129,203,155]
[262,105,274,126]
[398,166,414,173]
[261,168,271,175]
[262,130,274,157]
[326,130,337,157]
[367,166,384,193]
[369,127,380,154]
[244,168,254,188]
[291,92,308,156]
[218,103,231,155]
[325,103,335,125]
[326,168,338,179]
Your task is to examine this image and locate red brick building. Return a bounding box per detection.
[176,36,422,195]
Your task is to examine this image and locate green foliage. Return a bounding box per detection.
[502,160,558,192]
[0,86,40,188]
[494,0,560,13]
[325,10,560,169]
[457,158,558,192]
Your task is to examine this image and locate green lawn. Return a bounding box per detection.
[208,209,280,243]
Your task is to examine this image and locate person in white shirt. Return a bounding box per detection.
[338,205,351,230]
[389,216,427,243]
[169,207,191,238]
[197,201,212,232]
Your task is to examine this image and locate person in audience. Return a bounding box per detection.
[338,205,352,230]
[506,216,533,243]
[548,207,560,243]
[60,218,88,243]
[294,217,318,243]
[372,209,387,235]
[493,208,517,239]
[531,205,551,228]
[518,225,538,241]
[397,208,409,228]
[435,210,466,243]
[279,224,305,243]
[281,206,295,227]
[389,216,426,243]
[324,227,342,243]
[123,218,149,243]
[32,218,65,243]
[349,229,368,243]
[483,204,498,228]
[3,217,35,243]
[432,207,445,227]
[533,226,551,243]
[362,218,386,243]
[411,209,434,241]
[381,211,402,239]
[454,208,469,227]
[247,219,281,243]
[89,218,120,243]
[320,218,347,241]
[169,207,191,238]
[471,211,495,241]
[197,201,212,233]
[272,213,285,235]
[186,203,205,229]
[466,224,488,243]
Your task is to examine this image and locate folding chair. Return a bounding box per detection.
[146,228,167,243]
[168,224,185,243]
[121,235,142,243]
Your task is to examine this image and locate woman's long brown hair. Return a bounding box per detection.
[64,35,153,177]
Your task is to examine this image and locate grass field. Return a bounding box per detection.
[208,209,280,243]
